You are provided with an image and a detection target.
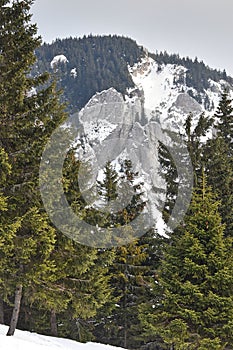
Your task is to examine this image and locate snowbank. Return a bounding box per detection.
[0,325,123,350]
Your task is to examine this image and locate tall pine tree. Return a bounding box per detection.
[204,90,233,237]
[92,160,151,349]
[0,149,21,325]
[0,0,66,335]
[139,175,233,349]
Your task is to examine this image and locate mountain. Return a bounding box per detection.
[35,35,233,234]
[34,35,233,114]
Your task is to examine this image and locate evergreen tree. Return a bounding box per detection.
[214,89,233,148]
[185,112,213,185]
[103,240,149,349]
[6,208,56,336]
[92,159,150,349]
[159,113,212,226]
[54,150,116,341]
[25,231,114,341]
[204,137,233,237]
[97,160,118,203]
[0,148,21,325]
[0,0,66,335]
[35,35,145,112]
[158,139,178,225]
[204,90,233,237]
[139,175,233,349]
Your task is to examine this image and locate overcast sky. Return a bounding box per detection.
[31,0,233,76]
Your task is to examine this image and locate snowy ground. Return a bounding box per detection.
[0,325,123,350]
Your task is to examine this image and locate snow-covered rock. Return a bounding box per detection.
[51,54,69,69]
[71,67,77,78]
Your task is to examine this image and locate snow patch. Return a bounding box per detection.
[83,119,118,143]
[71,68,77,78]
[51,55,69,69]
[26,87,37,97]
[0,325,123,350]
[129,57,187,122]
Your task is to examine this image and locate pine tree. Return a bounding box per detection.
[97,160,118,203]
[0,0,66,210]
[158,139,178,225]
[139,175,233,349]
[0,0,66,335]
[92,159,150,349]
[136,228,168,349]
[0,148,21,325]
[204,90,233,237]
[104,240,149,349]
[158,113,212,228]
[204,137,233,237]
[24,231,114,340]
[185,112,213,185]
[51,150,116,341]
[214,89,233,148]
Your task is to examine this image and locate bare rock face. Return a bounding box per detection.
[169,93,202,115]
[74,87,170,227]
[80,87,144,127]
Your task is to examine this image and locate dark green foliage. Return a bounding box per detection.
[214,89,233,148]
[0,0,66,335]
[1,0,233,343]
[34,35,145,112]
[204,90,233,237]
[0,0,66,212]
[158,112,213,225]
[90,159,153,349]
[97,161,118,203]
[139,176,233,349]
[185,112,213,185]
[63,155,146,232]
[158,139,178,224]
[101,241,149,349]
[26,232,114,341]
[0,149,21,313]
[204,137,233,238]
[118,159,146,224]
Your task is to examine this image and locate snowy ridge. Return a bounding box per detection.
[0,325,123,350]
[129,56,187,116]
[129,55,230,131]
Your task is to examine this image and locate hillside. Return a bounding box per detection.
[34,35,145,112]
[34,35,233,113]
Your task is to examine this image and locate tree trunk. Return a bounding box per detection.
[77,318,82,342]
[123,327,127,349]
[7,284,23,336]
[123,282,127,349]
[50,309,58,337]
[0,298,4,324]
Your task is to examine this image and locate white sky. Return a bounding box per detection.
[31,0,233,76]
